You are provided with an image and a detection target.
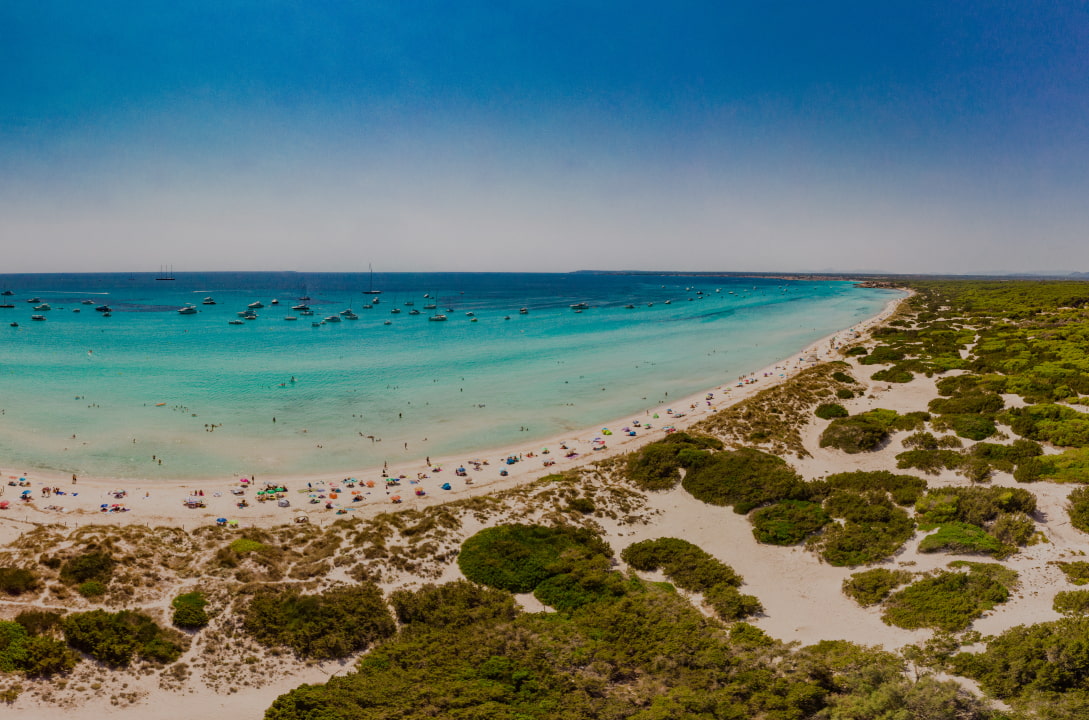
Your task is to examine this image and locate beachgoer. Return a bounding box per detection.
[71,474,77,484]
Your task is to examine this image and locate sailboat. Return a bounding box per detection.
[362,264,382,295]
[156,265,176,281]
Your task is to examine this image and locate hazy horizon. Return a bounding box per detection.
[3,3,1087,275]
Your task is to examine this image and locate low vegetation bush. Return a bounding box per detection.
[76,581,107,599]
[832,371,856,384]
[948,414,998,441]
[14,610,64,637]
[859,345,906,365]
[836,387,856,399]
[842,568,914,606]
[953,616,1089,704]
[171,591,210,629]
[1020,446,1089,482]
[0,567,39,596]
[918,522,1011,558]
[819,409,901,454]
[681,446,806,513]
[750,500,829,545]
[1053,590,1089,616]
[242,582,395,660]
[821,470,928,506]
[458,523,612,594]
[809,492,915,566]
[871,365,913,383]
[915,486,1037,528]
[390,580,518,629]
[1068,486,1089,534]
[0,621,79,677]
[624,432,723,491]
[622,538,760,621]
[59,551,115,586]
[895,449,963,475]
[1053,560,1089,585]
[815,403,849,420]
[1002,404,1089,448]
[62,609,185,667]
[882,562,1016,632]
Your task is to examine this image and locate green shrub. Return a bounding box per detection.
[810,492,915,566]
[832,371,856,384]
[704,584,763,621]
[845,346,868,357]
[77,581,107,598]
[0,567,39,596]
[991,512,1035,546]
[532,557,632,612]
[1054,590,1089,616]
[1069,486,1089,534]
[229,538,268,555]
[842,568,914,606]
[819,409,900,454]
[621,538,758,622]
[622,538,740,590]
[895,449,963,475]
[859,346,906,365]
[458,524,612,594]
[624,432,722,491]
[929,392,1005,416]
[918,522,1011,558]
[836,388,856,399]
[903,432,939,450]
[1053,561,1089,585]
[952,617,1089,703]
[390,581,518,628]
[62,610,185,667]
[871,366,913,383]
[681,446,806,513]
[815,403,849,420]
[15,610,64,637]
[242,582,395,660]
[823,470,928,505]
[172,592,210,629]
[882,564,1015,632]
[59,551,115,586]
[949,414,997,441]
[750,500,829,545]
[1002,404,1089,447]
[0,622,29,673]
[20,636,78,677]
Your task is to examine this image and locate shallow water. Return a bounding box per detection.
[0,272,899,480]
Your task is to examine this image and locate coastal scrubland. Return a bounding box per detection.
[7,280,1089,717]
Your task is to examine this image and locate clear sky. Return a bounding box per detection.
[2,2,1087,274]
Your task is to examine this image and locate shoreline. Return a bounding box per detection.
[0,291,909,531]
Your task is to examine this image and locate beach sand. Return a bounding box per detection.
[13,288,1079,719]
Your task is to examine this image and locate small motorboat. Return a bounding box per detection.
[284,316,298,321]
[33,303,51,311]
[0,304,13,309]
[424,303,437,310]
[408,309,420,315]
[202,297,216,305]
[1,290,13,296]
[248,301,264,309]
[178,305,198,314]
[31,314,46,321]
[570,302,589,310]
[390,308,401,314]
[429,314,447,321]
[291,303,309,311]
[95,305,111,312]
[228,319,244,325]
[9,322,18,327]
[300,309,314,316]
[465,311,475,317]
[270,299,279,305]
[324,315,341,323]
[81,299,94,305]
[383,320,392,325]
[26,297,40,303]
[519,307,528,314]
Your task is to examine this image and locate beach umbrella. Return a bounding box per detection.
[21,489,31,495]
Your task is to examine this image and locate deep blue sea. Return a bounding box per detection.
[0,272,899,480]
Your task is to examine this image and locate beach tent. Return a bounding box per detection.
[277,498,290,507]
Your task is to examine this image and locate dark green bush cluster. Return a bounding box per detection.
[0,567,39,596]
[681,446,806,513]
[871,365,914,383]
[624,432,723,490]
[1002,404,1089,448]
[918,522,1010,558]
[811,492,915,566]
[390,580,518,629]
[59,551,115,586]
[953,616,1089,705]
[457,523,612,594]
[172,591,210,629]
[914,486,1036,557]
[895,448,964,475]
[859,345,906,365]
[1053,590,1089,616]
[821,470,928,506]
[1053,560,1089,585]
[819,408,902,453]
[844,346,868,357]
[0,620,78,677]
[750,500,829,545]
[815,403,849,420]
[1017,446,1089,482]
[882,562,1017,632]
[621,538,761,621]
[1068,486,1089,534]
[832,371,856,384]
[242,582,395,659]
[63,609,185,667]
[842,568,914,606]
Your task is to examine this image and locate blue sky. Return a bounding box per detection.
[2,2,1088,273]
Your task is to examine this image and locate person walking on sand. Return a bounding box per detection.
[72,474,77,484]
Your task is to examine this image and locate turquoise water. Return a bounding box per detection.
[0,272,899,480]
